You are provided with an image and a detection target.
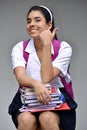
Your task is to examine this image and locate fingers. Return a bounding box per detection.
[52,28,59,37]
[39,27,58,44]
[34,82,52,104]
[37,91,51,104]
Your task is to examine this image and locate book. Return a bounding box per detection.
[19,103,70,112]
[19,83,70,112]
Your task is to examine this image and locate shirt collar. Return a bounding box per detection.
[25,38,54,55]
[25,38,36,53]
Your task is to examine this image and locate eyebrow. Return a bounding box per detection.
[27,16,41,21]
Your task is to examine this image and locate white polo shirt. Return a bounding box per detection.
[11,38,72,88]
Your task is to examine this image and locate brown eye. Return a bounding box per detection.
[36,19,41,22]
[27,18,31,24]
[35,17,41,22]
[27,20,31,24]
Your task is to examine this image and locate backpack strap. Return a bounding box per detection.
[52,40,74,98]
[23,39,30,67]
[52,39,61,61]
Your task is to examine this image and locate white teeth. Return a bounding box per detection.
[30,29,37,33]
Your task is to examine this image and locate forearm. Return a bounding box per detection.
[41,44,54,82]
[14,67,38,88]
[14,66,52,103]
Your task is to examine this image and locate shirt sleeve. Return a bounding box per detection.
[11,41,26,70]
[52,41,72,76]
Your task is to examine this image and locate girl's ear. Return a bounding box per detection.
[47,22,52,30]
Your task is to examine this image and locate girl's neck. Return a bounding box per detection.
[34,38,43,51]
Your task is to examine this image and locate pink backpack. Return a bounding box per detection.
[23,39,74,99]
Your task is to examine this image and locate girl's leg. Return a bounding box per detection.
[17,112,37,130]
[38,111,61,130]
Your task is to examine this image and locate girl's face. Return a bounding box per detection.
[26,10,52,38]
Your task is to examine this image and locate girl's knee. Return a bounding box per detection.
[39,111,60,124]
[17,112,37,129]
[39,111,60,129]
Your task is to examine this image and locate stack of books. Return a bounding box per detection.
[19,84,67,112]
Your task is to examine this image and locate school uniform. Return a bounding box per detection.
[8,38,77,130]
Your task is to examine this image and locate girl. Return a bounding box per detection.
[8,5,77,130]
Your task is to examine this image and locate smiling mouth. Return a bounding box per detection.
[30,29,37,33]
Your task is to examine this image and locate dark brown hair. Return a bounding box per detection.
[27,5,58,39]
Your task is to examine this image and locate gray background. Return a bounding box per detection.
[0,0,87,130]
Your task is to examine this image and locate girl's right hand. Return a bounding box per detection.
[33,80,51,104]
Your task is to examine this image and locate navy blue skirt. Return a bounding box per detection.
[8,88,77,130]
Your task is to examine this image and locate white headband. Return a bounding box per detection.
[39,5,53,22]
